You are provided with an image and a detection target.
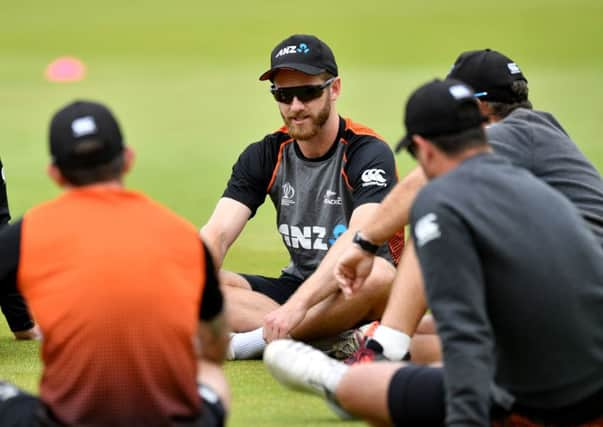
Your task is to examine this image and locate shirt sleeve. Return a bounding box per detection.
[222,139,279,218]
[344,138,398,209]
[0,219,21,288]
[0,159,10,225]
[0,219,33,332]
[199,240,223,322]
[410,191,494,427]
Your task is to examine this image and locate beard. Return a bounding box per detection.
[282,96,331,141]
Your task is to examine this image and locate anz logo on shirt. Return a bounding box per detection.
[278,223,347,250]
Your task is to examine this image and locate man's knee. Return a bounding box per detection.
[219,271,251,290]
[362,258,396,294]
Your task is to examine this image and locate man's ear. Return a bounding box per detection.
[122,147,135,175]
[329,77,341,101]
[47,164,68,188]
[477,100,496,123]
[412,135,432,157]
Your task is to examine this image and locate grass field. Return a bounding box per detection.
[1,0,602,425]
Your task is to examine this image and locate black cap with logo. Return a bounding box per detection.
[395,79,486,153]
[447,49,527,103]
[49,100,124,170]
[259,34,338,81]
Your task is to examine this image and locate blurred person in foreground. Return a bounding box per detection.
[0,100,230,427]
[334,49,603,365]
[264,78,603,427]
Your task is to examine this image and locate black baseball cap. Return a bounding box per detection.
[259,34,338,81]
[447,49,527,103]
[49,100,124,169]
[395,79,485,153]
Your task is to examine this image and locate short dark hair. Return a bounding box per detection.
[484,80,532,119]
[59,152,125,187]
[428,126,488,156]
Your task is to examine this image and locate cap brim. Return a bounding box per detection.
[259,63,326,81]
[394,134,412,153]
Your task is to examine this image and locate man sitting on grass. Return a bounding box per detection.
[0,100,230,427]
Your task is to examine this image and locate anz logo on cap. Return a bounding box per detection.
[296,43,309,54]
[71,116,97,138]
[275,44,311,58]
[448,84,472,100]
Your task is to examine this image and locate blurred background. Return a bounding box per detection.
[1,1,602,424]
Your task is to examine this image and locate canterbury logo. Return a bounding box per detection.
[361,169,387,187]
[415,213,441,247]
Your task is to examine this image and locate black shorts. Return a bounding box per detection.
[241,273,303,305]
[386,365,445,426]
[0,381,226,427]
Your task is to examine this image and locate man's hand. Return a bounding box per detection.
[334,245,375,297]
[263,301,307,343]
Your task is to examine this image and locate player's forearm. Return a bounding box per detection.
[363,166,426,245]
[200,226,228,269]
[288,229,356,310]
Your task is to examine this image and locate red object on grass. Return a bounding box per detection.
[45,57,86,82]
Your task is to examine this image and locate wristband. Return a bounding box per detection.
[352,231,379,254]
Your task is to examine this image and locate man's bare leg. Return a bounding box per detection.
[291,257,395,341]
[264,340,445,427]
[336,363,402,426]
[220,271,279,332]
[378,240,441,363]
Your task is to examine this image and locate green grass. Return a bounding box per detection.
[1,0,602,425]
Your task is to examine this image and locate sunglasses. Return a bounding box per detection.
[270,77,336,104]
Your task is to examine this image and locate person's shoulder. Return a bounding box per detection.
[494,108,566,133]
[341,117,394,160]
[341,117,388,145]
[416,156,494,206]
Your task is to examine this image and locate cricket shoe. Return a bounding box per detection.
[264,339,355,420]
[343,321,395,364]
[310,321,380,360]
[264,339,348,397]
[344,337,389,364]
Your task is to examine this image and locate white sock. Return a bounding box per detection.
[323,361,349,394]
[372,325,411,361]
[230,328,266,359]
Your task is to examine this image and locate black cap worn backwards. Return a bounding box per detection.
[259,34,338,81]
[447,49,527,103]
[49,100,124,170]
[395,79,485,153]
